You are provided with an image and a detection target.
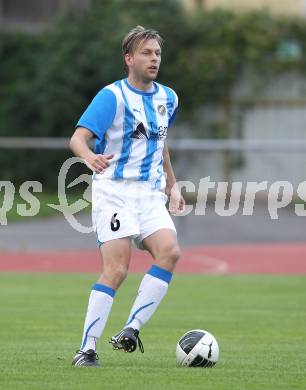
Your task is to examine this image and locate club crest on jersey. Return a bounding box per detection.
[157,105,166,116]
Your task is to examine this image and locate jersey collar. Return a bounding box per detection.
[123,78,159,96]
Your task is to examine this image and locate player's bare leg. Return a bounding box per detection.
[142,228,180,272]
[98,238,132,290]
[72,238,131,366]
[110,229,180,353]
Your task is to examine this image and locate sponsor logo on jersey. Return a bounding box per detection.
[131,122,168,140]
[131,122,149,139]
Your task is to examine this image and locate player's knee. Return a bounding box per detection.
[158,244,181,266]
[104,265,128,287]
[169,245,181,264]
[113,266,128,284]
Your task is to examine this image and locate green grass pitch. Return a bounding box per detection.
[0,273,305,390]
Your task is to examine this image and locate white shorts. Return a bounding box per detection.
[92,178,176,249]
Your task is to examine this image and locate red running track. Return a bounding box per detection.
[0,242,306,274]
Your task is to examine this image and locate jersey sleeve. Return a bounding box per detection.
[76,88,117,139]
[169,107,178,128]
[168,90,178,128]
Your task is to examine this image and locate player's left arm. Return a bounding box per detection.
[163,142,185,214]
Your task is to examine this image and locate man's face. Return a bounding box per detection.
[125,38,161,82]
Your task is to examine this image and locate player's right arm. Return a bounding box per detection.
[70,87,117,173]
[69,127,113,174]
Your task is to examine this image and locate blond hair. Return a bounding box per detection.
[122,26,163,74]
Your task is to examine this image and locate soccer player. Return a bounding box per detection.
[70,26,185,367]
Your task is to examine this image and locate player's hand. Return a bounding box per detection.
[84,153,114,174]
[167,183,186,215]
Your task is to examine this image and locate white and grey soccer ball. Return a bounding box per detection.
[176,329,219,367]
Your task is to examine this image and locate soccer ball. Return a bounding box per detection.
[176,329,219,367]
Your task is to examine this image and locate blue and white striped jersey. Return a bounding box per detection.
[76,78,178,188]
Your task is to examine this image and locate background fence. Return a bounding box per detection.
[1,137,306,201]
